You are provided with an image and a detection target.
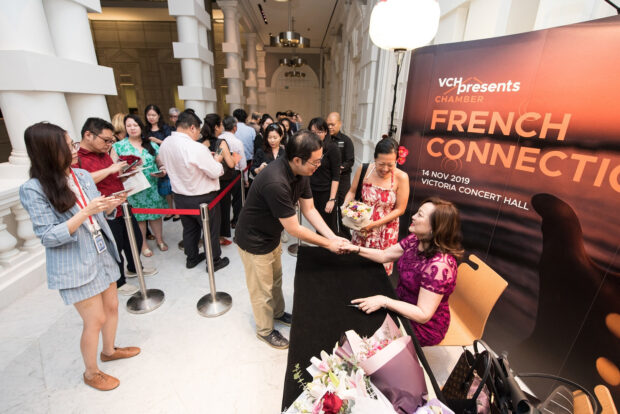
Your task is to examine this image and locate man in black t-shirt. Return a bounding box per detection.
[235,130,346,350]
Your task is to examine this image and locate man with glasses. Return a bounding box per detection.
[77,118,158,296]
[235,130,347,350]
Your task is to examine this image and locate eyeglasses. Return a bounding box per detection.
[70,142,80,151]
[312,129,327,135]
[307,156,324,167]
[93,133,115,145]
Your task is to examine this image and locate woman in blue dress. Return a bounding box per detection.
[19,122,140,391]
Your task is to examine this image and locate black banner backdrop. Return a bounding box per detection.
[399,16,620,400]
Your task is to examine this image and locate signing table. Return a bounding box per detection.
[281,246,441,411]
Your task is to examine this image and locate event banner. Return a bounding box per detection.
[399,16,619,398]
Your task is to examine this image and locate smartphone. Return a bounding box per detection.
[111,189,132,197]
[122,160,139,172]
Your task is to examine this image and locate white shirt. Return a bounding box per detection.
[159,131,223,196]
[218,131,247,172]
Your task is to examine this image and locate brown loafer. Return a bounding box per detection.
[83,371,120,391]
[100,346,141,362]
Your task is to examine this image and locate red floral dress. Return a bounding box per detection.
[351,168,399,275]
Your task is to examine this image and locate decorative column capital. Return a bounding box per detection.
[217,0,239,14]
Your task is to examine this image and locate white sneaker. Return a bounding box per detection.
[117,283,139,296]
[126,266,158,278]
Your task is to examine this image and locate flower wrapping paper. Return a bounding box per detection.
[336,315,428,413]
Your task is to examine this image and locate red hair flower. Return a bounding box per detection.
[397,146,409,165]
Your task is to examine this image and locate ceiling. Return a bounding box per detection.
[236,0,340,50]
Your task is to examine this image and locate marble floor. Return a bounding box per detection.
[0,219,460,414]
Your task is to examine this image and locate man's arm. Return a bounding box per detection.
[279,214,342,253]
[299,197,337,239]
[89,162,127,184]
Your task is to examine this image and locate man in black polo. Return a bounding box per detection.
[235,130,346,349]
[327,112,355,238]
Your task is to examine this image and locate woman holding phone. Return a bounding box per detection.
[19,122,140,391]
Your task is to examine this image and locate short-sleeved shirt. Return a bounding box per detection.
[77,148,124,218]
[396,233,458,346]
[234,157,312,254]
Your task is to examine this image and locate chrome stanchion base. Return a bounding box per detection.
[287,243,301,257]
[126,289,165,314]
[197,291,232,318]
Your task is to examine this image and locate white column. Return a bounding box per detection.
[244,33,258,113]
[0,0,75,163]
[169,0,217,120]
[43,0,111,136]
[218,0,245,111]
[256,49,267,114]
[12,204,41,252]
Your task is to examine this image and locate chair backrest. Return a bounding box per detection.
[450,254,508,340]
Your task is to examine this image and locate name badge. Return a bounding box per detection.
[338,141,344,148]
[92,230,107,254]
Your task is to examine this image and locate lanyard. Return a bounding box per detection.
[70,170,96,229]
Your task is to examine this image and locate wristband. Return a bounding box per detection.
[357,246,361,254]
[328,198,336,202]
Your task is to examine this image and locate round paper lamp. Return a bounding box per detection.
[369,0,440,51]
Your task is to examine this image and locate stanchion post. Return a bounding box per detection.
[287,202,303,257]
[196,203,232,317]
[240,170,246,206]
[122,203,165,314]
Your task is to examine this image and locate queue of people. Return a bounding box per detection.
[18,104,464,390]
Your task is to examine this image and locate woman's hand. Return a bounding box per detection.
[340,242,360,254]
[351,295,388,314]
[82,196,116,217]
[325,199,336,213]
[150,168,166,178]
[361,221,377,232]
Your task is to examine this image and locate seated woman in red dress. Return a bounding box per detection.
[344,197,463,346]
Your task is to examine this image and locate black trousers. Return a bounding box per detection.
[336,173,352,239]
[107,213,143,288]
[173,192,221,262]
[220,171,241,237]
[312,189,338,234]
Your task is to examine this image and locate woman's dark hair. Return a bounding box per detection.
[308,117,328,133]
[144,104,164,131]
[201,113,222,150]
[279,117,291,131]
[24,122,76,213]
[419,197,464,261]
[124,114,156,157]
[285,129,322,162]
[263,123,284,152]
[259,114,274,135]
[374,137,399,159]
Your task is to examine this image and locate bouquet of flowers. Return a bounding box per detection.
[341,201,373,231]
[286,346,396,414]
[335,315,428,413]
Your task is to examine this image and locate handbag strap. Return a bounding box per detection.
[355,163,369,201]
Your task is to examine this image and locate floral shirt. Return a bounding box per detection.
[396,233,458,346]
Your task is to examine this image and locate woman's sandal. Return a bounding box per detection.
[157,242,168,252]
[142,248,154,257]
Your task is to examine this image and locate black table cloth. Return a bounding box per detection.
[280,246,419,411]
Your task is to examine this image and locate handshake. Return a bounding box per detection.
[327,238,362,255]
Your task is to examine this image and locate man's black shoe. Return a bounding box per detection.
[186,252,206,269]
[274,312,292,326]
[211,257,230,272]
[256,330,289,349]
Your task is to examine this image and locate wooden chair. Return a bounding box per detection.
[439,254,508,346]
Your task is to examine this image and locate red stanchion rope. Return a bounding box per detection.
[131,163,250,216]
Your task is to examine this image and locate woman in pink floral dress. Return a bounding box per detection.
[344,138,410,275]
